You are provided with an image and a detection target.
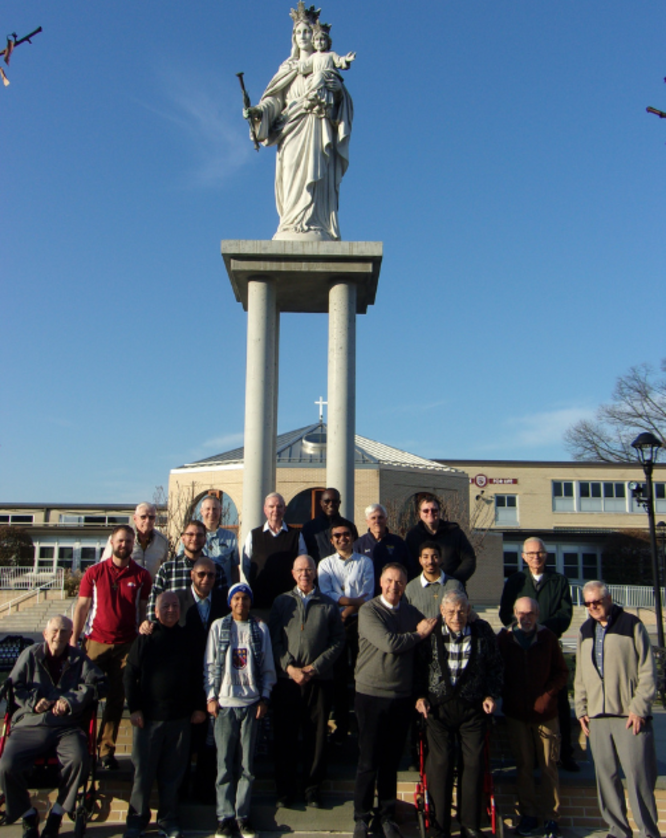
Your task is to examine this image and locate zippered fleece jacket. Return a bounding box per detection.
[268,587,345,679]
[574,604,656,720]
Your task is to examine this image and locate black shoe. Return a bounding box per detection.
[543,821,560,838]
[22,813,40,838]
[305,788,322,808]
[354,821,369,838]
[41,811,63,838]
[461,829,484,838]
[557,756,580,772]
[216,819,239,838]
[515,817,539,836]
[275,796,294,810]
[381,821,403,838]
[329,728,347,746]
[236,818,256,838]
[100,753,120,770]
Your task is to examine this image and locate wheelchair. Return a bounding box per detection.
[0,639,102,838]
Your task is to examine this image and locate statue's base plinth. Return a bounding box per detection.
[220,239,382,314]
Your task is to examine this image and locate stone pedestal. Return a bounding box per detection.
[221,240,382,536]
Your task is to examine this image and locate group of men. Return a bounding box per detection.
[0,492,661,838]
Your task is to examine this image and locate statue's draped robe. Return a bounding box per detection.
[253,60,353,241]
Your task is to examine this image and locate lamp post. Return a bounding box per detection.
[631,432,664,648]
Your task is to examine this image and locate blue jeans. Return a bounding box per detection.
[214,704,261,820]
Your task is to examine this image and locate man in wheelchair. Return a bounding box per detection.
[0,615,103,838]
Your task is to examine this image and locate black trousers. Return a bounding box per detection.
[272,677,333,797]
[353,693,412,824]
[557,686,574,761]
[332,618,359,736]
[426,698,486,834]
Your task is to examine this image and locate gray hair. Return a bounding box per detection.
[293,554,316,571]
[135,502,156,516]
[582,580,610,599]
[200,495,221,509]
[523,536,546,552]
[514,596,540,615]
[365,503,387,519]
[264,492,285,506]
[46,615,73,632]
[441,590,469,610]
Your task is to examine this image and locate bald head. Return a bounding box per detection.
[156,591,180,627]
[514,596,539,633]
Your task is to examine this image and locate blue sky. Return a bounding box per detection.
[2,1,665,503]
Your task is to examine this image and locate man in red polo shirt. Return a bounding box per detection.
[71,524,152,770]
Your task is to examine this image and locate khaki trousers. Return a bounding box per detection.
[85,639,133,757]
[505,716,561,822]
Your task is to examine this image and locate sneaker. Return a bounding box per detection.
[354,821,369,838]
[22,813,39,838]
[158,823,183,838]
[543,822,560,838]
[216,819,239,838]
[382,821,403,838]
[275,796,294,810]
[515,817,539,836]
[100,753,120,770]
[41,811,63,838]
[305,788,322,808]
[237,818,257,838]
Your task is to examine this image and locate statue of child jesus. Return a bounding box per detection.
[298,25,355,112]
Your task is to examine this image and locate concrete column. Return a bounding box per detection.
[241,277,278,545]
[327,279,357,519]
[267,313,280,493]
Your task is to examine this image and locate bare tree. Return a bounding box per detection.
[564,359,666,462]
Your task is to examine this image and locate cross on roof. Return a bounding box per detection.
[315,396,328,422]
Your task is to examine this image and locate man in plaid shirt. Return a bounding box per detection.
[415,590,503,838]
[142,520,227,627]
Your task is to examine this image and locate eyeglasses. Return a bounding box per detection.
[331,532,351,540]
[195,571,215,578]
[138,514,156,520]
[524,551,546,558]
[421,507,439,514]
[584,598,606,608]
[182,532,205,538]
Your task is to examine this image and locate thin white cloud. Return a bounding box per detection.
[140,64,253,187]
[197,431,244,455]
[476,406,596,452]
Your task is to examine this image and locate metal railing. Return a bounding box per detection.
[0,567,65,591]
[570,583,666,609]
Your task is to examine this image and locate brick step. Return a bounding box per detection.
[21,762,666,831]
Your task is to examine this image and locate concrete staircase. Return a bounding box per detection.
[0,595,74,634]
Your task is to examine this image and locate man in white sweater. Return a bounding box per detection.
[205,583,276,838]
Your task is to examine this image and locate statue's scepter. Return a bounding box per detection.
[236,72,260,152]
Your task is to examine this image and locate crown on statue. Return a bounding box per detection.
[313,21,332,36]
[290,1,321,26]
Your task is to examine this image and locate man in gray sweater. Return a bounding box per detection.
[404,541,463,619]
[269,555,345,808]
[353,563,437,838]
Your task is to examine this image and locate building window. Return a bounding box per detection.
[57,547,74,569]
[80,547,97,569]
[495,495,518,525]
[582,552,598,580]
[0,514,34,525]
[503,550,519,577]
[579,482,602,512]
[552,481,574,511]
[59,514,131,526]
[37,546,55,569]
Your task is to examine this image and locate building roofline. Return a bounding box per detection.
[435,459,666,470]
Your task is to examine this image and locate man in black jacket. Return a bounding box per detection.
[302,488,358,564]
[176,556,229,802]
[415,590,503,838]
[123,592,207,838]
[405,495,476,585]
[499,537,577,772]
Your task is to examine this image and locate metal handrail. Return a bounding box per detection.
[570,583,666,609]
[0,568,65,616]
